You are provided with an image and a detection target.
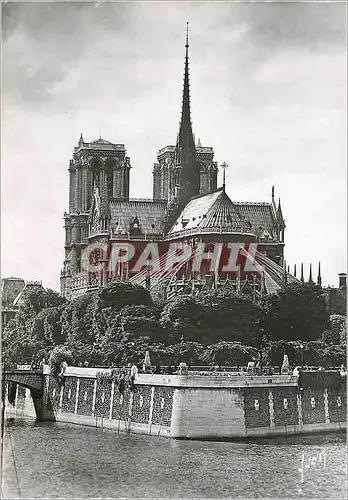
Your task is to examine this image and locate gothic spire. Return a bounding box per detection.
[176,22,199,208]
[300,263,304,282]
[180,21,192,130]
[308,263,313,282]
[271,186,276,211]
[317,261,322,286]
[277,197,284,226]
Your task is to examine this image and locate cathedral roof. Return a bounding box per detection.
[89,138,115,145]
[234,202,278,237]
[167,188,253,236]
[74,137,126,154]
[110,199,167,236]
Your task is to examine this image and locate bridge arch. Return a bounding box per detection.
[4,370,44,395]
[3,370,55,421]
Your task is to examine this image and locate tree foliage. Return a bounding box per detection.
[2,314,33,367]
[200,341,258,366]
[160,295,203,343]
[61,293,96,346]
[49,345,73,378]
[97,279,152,309]
[19,287,66,320]
[261,340,345,369]
[322,315,347,345]
[160,290,263,346]
[260,283,329,342]
[3,278,344,370]
[198,289,263,346]
[29,305,66,346]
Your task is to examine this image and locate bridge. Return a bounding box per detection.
[2,369,53,421]
[4,369,45,397]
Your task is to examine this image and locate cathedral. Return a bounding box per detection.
[61,27,290,300]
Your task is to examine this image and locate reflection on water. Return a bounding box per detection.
[2,418,346,498]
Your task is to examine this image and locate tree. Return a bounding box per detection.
[322,315,347,345]
[49,346,73,378]
[160,290,263,346]
[98,336,152,367]
[2,287,67,367]
[2,313,43,366]
[61,293,96,346]
[260,282,329,342]
[261,340,326,368]
[97,279,152,310]
[160,295,204,343]
[171,341,205,365]
[200,341,258,366]
[19,287,66,320]
[118,304,165,342]
[29,305,66,346]
[198,289,263,346]
[319,344,346,367]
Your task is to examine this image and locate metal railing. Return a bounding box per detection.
[166,226,256,240]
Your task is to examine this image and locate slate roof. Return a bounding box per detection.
[89,138,114,145]
[110,199,167,236]
[234,202,278,237]
[1,278,25,308]
[74,137,126,154]
[168,188,253,235]
[13,282,44,307]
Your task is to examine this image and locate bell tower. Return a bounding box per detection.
[61,136,132,297]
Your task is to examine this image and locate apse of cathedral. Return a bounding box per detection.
[61,26,288,300]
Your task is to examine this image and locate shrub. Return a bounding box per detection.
[49,345,73,378]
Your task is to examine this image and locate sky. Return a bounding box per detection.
[2,0,347,291]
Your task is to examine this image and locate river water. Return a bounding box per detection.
[1,417,346,499]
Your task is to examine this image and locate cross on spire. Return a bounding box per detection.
[221,162,228,190]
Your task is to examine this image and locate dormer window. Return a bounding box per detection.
[130,216,141,234]
[260,229,271,240]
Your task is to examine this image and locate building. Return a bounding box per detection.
[325,273,347,316]
[1,279,43,328]
[61,27,290,301]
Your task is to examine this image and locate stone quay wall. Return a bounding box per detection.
[4,367,346,439]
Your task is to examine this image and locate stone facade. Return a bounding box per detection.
[153,143,218,201]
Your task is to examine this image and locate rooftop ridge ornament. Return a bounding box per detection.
[221,162,228,190]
